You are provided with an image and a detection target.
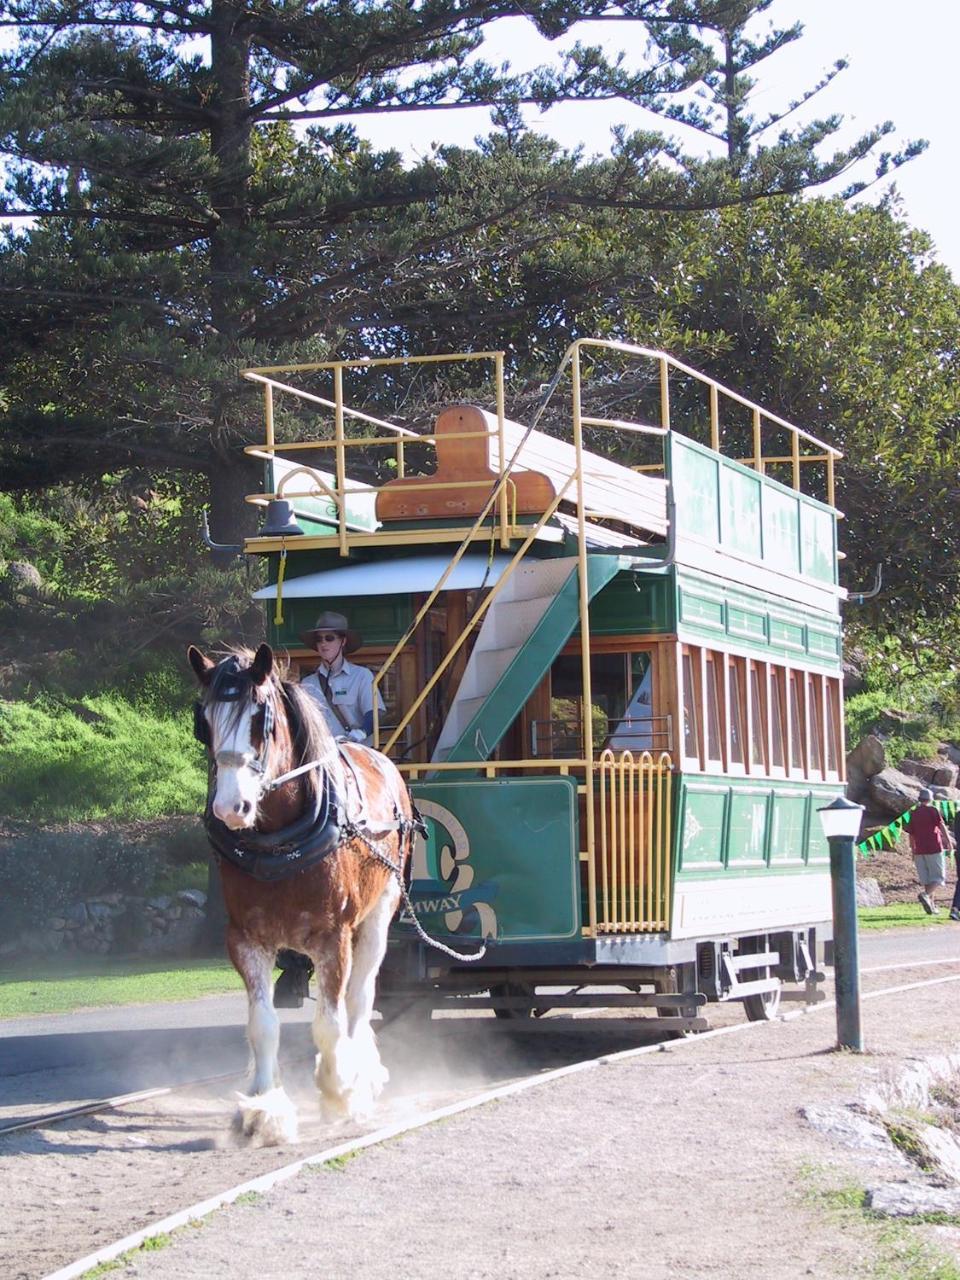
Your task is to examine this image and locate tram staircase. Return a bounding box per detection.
[430,552,623,771]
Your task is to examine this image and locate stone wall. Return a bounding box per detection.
[0,889,208,959]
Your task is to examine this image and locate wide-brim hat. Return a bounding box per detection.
[300,610,362,654]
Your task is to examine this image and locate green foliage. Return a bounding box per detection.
[0,691,206,822]
[845,620,960,755]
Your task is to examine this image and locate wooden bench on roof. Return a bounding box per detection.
[375,404,669,540]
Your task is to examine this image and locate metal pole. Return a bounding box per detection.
[829,833,863,1051]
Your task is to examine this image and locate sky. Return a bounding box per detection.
[348,0,960,279]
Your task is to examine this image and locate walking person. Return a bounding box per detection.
[951,804,960,922]
[906,788,951,915]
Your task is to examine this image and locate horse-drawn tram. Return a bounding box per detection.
[237,340,845,1032]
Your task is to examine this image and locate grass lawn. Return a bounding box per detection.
[858,902,958,930]
[0,955,245,1020]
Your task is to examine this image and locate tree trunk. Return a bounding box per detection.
[207,452,261,548]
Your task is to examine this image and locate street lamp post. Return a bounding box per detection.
[817,795,866,1052]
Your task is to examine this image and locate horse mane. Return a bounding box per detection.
[203,646,339,807]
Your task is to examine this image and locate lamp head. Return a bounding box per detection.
[817,795,864,841]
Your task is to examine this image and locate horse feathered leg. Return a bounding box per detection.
[228,932,298,1146]
[345,876,400,1104]
[311,928,363,1121]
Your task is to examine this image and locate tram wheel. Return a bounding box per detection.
[743,985,782,1022]
[490,981,536,1020]
[738,936,783,1022]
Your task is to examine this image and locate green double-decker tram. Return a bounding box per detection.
[240,339,844,1029]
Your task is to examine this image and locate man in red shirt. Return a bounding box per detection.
[907,789,953,914]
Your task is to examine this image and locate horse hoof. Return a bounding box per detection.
[234,1087,299,1147]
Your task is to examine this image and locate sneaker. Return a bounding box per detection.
[919,892,935,915]
[950,909,960,921]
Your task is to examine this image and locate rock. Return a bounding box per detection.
[919,1124,960,1183]
[87,902,112,922]
[901,758,960,789]
[177,889,207,909]
[943,744,960,768]
[138,916,204,956]
[46,917,67,931]
[867,768,927,817]
[165,904,182,921]
[0,938,18,957]
[856,877,885,908]
[801,1105,904,1159]
[64,902,88,927]
[147,895,172,911]
[2,560,43,595]
[846,735,887,801]
[866,1182,960,1218]
[843,647,866,696]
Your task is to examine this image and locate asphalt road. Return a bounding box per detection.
[2,926,958,1118]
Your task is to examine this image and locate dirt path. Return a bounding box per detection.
[5,968,959,1280]
[118,986,960,1280]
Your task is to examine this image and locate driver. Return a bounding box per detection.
[298,610,384,745]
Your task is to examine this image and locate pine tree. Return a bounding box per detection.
[0,0,920,539]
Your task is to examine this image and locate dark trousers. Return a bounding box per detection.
[952,856,960,912]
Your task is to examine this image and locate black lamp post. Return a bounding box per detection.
[817,795,866,1052]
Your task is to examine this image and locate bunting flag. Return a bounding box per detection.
[857,797,958,858]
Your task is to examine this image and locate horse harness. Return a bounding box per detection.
[195,657,423,884]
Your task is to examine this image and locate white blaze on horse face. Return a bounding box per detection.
[209,701,263,829]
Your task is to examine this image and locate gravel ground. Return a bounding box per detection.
[5,957,960,1280]
[90,981,960,1280]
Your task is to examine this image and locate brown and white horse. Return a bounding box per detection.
[188,642,416,1145]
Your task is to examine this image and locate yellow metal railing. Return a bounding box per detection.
[597,749,674,933]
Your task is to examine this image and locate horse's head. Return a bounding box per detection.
[189,643,281,830]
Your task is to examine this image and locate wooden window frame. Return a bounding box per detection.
[824,675,843,781]
[703,650,726,773]
[807,672,825,781]
[725,655,748,777]
[787,667,807,779]
[747,659,768,775]
[680,644,704,769]
[767,664,788,778]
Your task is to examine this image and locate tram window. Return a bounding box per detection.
[681,650,700,762]
[607,651,655,752]
[769,667,787,770]
[749,662,766,769]
[825,679,841,776]
[728,658,746,766]
[788,670,805,773]
[546,650,656,756]
[809,674,825,776]
[704,653,723,764]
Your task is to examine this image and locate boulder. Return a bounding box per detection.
[867,768,925,817]
[943,743,960,768]
[901,758,959,789]
[846,735,887,801]
[177,889,207,910]
[856,877,885,908]
[866,1182,960,1218]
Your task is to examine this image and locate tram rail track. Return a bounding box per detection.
[5,954,960,1145]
